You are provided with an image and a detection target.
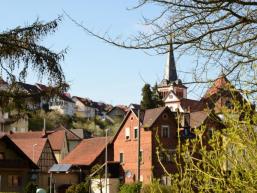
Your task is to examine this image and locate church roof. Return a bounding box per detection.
[164,37,177,82]
[202,76,232,100]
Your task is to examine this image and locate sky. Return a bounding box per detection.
[0,1,202,105]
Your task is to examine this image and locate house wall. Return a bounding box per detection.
[165,101,183,112]
[5,117,29,132]
[0,140,32,193]
[113,112,153,184]
[52,173,79,193]
[91,178,119,193]
[68,140,80,152]
[0,169,30,193]
[107,108,126,119]
[49,97,75,116]
[151,109,178,179]
[73,98,96,118]
[0,110,28,132]
[37,142,57,189]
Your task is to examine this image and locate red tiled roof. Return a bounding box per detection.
[48,130,66,151]
[112,106,174,143]
[180,98,206,112]
[202,76,231,99]
[11,138,47,164]
[8,131,47,139]
[55,125,81,141]
[61,137,112,166]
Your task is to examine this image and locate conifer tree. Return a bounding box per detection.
[152,83,164,108]
[140,83,154,110]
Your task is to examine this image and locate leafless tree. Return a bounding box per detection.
[66,1,257,93]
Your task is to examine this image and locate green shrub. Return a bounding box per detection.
[65,183,89,193]
[119,182,142,193]
[141,180,171,193]
[24,182,37,193]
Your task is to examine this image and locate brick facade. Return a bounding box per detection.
[113,107,178,184]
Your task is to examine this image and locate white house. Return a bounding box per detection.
[72,96,96,118]
[49,93,75,116]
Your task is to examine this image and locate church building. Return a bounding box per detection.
[157,39,203,113]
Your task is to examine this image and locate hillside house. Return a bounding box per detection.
[106,105,128,120]
[72,96,97,118]
[49,93,75,116]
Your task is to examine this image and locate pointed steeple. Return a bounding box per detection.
[164,37,178,82]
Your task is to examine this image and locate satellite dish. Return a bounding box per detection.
[125,170,132,178]
[36,188,46,193]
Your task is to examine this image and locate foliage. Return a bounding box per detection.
[141,83,163,110]
[72,1,257,89]
[0,18,65,83]
[141,180,171,193]
[24,182,37,193]
[28,110,72,130]
[152,83,164,107]
[90,164,105,179]
[141,84,154,110]
[0,18,66,121]
[65,182,89,193]
[72,115,121,136]
[153,95,257,192]
[119,182,142,193]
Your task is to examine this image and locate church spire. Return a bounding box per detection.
[164,37,178,82]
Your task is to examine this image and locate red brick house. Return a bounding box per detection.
[112,106,178,184]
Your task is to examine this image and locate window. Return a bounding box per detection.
[139,150,143,163]
[120,152,124,164]
[160,149,176,163]
[140,175,144,182]
[161,125,170,138]
[134,127,138,139]
[207,128,213,139]
[162,113,168,120]
[0,153,5,160]
[175,88,184,98]
[8,175,22,187]
[125,128,130,140]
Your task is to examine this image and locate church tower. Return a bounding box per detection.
[158,37,187,101]
[164,38,177,82]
